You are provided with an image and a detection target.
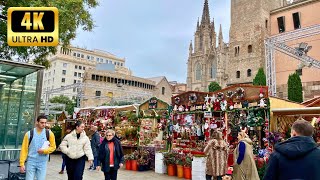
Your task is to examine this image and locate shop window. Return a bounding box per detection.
[236,71,240,78]
[248,45,252,53]
[292,12,301,30]
[277,16,285,33]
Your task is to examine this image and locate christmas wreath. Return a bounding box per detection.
[226,90,234,99]
[175,97,181,105]
[217,92,224,101]
[189,93,197,104]
[235,87,245,100]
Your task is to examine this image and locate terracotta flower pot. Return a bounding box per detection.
[183,166,191,179]
[125,160,132,170]
[131,160,138,171]
[177,165,184,178]
[167,164,176,176]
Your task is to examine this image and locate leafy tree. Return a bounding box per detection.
[287,73,303,103]
[253,68,267,86]
[49,95,76,115]
[0,0,98,67]
[208,82,221,92]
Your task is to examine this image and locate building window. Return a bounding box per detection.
[61,78,65,82]
[195,63,201,81]
[248,45,252,53]
[74,80,77,84]
[83,67,86,70]
[87,55,90,60]
[100,58,103,63]
[210,64,216,79]
[162,87,165,95]
[91,56,94,60]
[81,54,84,58]
[96,57,99,62]
[247,69,252,77]
[79,66,82,70]
[73,52,76,56]
[236,71,240,78]
[73,88,76,92]
[75,65,78,69]
[77,53,80,57]
[95,91,101,97]
[121,63,123,66]
[265,19,268,29]
[62,70,66,75]
[109,60,112,64]
[74,72,77,77]
[78,73,82,78]
[63,63,67,67]
[235,46,240,56]
[277,16,285,33]
[292,12,301,29]
[296,69,302,76]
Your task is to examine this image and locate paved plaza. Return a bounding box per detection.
[47,154,180,180]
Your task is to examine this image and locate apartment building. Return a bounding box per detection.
[42,46,131,100]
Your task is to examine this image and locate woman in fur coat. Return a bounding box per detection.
[204,131,228,180]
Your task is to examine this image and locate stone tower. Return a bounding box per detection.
[226,0,282,85]
[186,0,228,91]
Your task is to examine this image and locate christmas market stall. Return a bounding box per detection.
[155,84,271,179]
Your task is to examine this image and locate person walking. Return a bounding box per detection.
[19,115,56,180]
[233,131,259,180]
[59,128,71,174]
[100,130,106,144]
[263,119,320,180]
[89,125,100,170]
[60,120,93,180]
[97,129,124,180]
[204,131,228,180]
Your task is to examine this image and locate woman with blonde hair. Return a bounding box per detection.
[204,130,228,180]
[233,130,259,180]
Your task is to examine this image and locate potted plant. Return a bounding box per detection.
[183,154,192,179]
[131,150,139,171]
[163,152,177,176]
[175,154,184,178]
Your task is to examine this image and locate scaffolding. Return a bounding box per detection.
[265,24,320,96]
[43,82,153,115]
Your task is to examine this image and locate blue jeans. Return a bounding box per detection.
[61,154,66,171]
[93,156,98,168]
[26,161,47,180]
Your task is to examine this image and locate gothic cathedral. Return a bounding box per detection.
[187,0,282,91]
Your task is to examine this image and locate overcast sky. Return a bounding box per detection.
[72,0,231,83]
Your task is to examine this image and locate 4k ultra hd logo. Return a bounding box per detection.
[7,7,59,46]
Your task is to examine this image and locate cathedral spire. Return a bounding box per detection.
[197,18,200,30]
[201,0,210,25]
[211,17,215,31]
[218,24,224,47]
[189,41,193,54]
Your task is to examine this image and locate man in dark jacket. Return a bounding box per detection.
[264,119,320,180]
[89,126,100,170]
[97,129,124,180]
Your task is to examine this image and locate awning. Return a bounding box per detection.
[272,107,320,115]
[0,59,44,82]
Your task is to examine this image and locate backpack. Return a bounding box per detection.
[28,129,50,146]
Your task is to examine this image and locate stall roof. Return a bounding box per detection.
[272,107,320,115]
[94,104,139,110]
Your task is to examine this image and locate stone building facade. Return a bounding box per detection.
[81,71,173,107]
[187,0,282,91]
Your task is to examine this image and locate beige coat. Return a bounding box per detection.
[204,139,228,176]
[60,130,94,160]
[233,138,259,180]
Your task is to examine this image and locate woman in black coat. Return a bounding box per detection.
[97,129,124,180]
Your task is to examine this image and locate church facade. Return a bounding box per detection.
[187,0,283,91]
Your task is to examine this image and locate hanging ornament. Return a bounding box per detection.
[226,90,234,99]
[217,92,224,101]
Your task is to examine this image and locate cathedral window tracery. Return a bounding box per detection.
[195,63,202,81]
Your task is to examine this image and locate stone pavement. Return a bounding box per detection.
[47,154,180,180]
